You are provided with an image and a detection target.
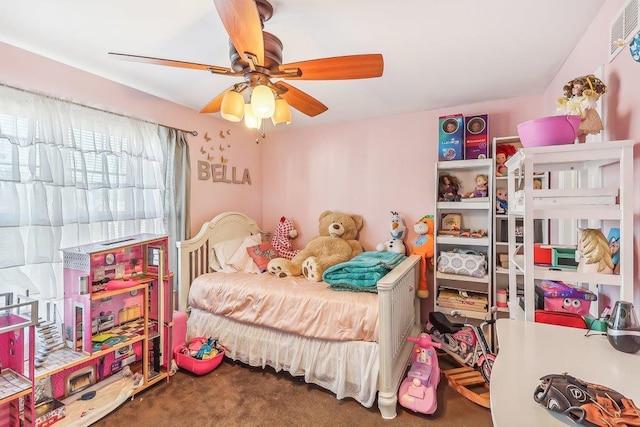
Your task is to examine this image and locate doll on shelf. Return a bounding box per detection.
[463,174,488,198]
[556,74,607,142]
[495,144,517,177]
[438,174,461,202]
[496,187,508,214]
[533,178,543,190]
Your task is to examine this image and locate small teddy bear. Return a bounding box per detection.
[271,216,300,260]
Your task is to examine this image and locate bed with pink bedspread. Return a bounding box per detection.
[176,212,421,419]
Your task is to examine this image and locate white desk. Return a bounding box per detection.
[491,319,640,427]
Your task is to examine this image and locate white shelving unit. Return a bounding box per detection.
[505,140,636,322]
[492,136,548,320]
[434,158,494,321]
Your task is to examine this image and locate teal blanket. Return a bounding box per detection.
[323,251,406,293]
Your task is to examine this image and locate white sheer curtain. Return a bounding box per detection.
[0,85,166,307]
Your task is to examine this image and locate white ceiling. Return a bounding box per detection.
[0,0,604,130]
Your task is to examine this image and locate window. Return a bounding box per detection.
[0,85,166,323]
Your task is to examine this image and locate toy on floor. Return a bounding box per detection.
[376,211,407,254]
[409,215,434,298]
[426,310,496,385]
[398,333,442,414]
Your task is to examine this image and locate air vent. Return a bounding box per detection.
[610,0,640,62]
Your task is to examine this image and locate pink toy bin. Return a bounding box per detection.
[517,115,580,147]
[174,337,225,375]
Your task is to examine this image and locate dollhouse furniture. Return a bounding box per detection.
[504,140,636,321]
[5,234,174,426]
[176,211,422,419]
[0,294,37,427]
[491,318,640,426]
[61,233,172,386]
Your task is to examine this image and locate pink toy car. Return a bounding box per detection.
[398,333,442,414]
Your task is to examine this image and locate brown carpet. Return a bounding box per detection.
[94,356,493,427]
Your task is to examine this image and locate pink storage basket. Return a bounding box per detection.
[517,115,581,147]
[174,337,225,375]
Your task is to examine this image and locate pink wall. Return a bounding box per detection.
[262,98,541,249]
[0,42,263,236]
[541,0,640,307]
[2,0,639,310]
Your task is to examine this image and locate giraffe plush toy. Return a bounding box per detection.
[271,216,300,260]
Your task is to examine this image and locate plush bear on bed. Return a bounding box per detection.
[267,210,364,282]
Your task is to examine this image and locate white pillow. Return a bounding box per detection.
[209,234,261,273]
[210,235,251,272]
[227,235,263,274]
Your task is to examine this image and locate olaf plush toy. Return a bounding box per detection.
[376,211,407,255]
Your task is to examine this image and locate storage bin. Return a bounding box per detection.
[174,337,225,375]
[535,280,596,316]
[517,115,580,147]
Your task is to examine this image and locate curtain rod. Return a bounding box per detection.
[0,82,198,136]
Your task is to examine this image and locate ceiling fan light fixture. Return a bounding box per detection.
[250,84,276,118]
[271,98,292,125]
[220,90,245,122]
[244,104,261,129]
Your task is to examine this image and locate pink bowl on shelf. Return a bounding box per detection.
[517,115,581,147]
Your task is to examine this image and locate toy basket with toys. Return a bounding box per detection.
[175,336,226,375]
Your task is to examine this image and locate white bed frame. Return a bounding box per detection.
[176,212,421,419]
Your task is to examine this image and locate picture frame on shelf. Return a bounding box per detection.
[441,213,462,231]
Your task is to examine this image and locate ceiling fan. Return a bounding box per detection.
[109,0,384,126]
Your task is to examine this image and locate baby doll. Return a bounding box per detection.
[556,74,607,142]
[438,174,461,202]
[463,174,488,198]
[495,144,517,177]
[496,187,508,214]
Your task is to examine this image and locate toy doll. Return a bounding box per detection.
[438,174,461,202]
[496,187,508,214]
[576,228,614,274]
[533,178,543,190]
[463,174,488,198]
[556,74,607,142]
[495,144,517,177]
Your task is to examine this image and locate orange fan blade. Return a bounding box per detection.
[273,82,328,117]
[213,0,264,66]
[108,52,236,75]
[200,86,234,114]
[279,54,384,80]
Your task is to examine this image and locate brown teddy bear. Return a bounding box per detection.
[267,210,364,281]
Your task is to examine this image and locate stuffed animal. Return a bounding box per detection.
[409,215,435,298]
[267,210,364,282]
[271,216,300,260]
[376,211,407,254]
